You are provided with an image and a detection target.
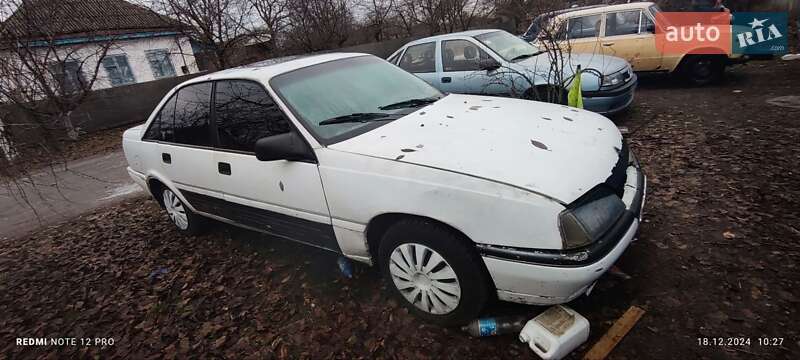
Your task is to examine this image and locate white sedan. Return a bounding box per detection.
[122,53,646,325]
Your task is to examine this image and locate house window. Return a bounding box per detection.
[101,54,136,86]
[49,60,84,94]
[146,49,177,79]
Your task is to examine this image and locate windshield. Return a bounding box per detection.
[474,31,539,62]
[270,56,442,144]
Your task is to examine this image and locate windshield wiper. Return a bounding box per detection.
[378,96,440,110]
[510,51,544,61]
[318,112,399,126]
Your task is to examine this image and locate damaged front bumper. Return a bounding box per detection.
[477,157,646,305]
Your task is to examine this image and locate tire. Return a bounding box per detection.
[161,188,206,235]
[378,218,491,326]
[523,85,568,105]
[682,55,725,86]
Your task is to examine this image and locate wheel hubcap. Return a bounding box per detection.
[389,243,461,315]
[163,190,189,230]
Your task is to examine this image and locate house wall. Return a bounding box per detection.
[93,35,199,89]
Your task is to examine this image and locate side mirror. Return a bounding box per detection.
[254,132,316,162]
[645,23,655,33]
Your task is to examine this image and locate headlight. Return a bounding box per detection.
[558,190,625,249]
[601,67,631,89]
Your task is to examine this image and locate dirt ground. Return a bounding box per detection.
[1,60,799,359]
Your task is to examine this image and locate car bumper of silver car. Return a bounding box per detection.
[476,153,646,306]
[582,73,638,115]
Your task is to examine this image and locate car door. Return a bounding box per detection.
[601,9,663,71]
[397,42,439,88]
[145,82,227,215]
[211,80,337,251]
[439,39,501,95]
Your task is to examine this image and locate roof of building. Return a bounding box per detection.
[1,0,180,39]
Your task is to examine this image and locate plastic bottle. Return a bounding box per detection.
[461,315,528,337]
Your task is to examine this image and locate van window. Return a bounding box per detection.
[568,14,602,39]
[605,10,641,36]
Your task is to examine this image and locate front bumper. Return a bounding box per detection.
[582,73,638,115]
[478,155,646,305]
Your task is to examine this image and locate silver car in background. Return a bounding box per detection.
[388,29,637,115]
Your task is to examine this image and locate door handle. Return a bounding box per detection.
[441,77,452,83]
[218,162,231,175]
[162,153,171,164]
[602,42,615,46]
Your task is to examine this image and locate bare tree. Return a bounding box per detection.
[151,0,254,70]
[0,0,115,206]
[250,0,289,53]
[393,0,490,36]
[283,0,354,52]
[360,0,396,42]
[479,0,580,104]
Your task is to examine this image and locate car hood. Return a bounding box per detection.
[519,52,629,75]
[328,94,623,204]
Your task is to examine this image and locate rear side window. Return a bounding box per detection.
[214,80,291,152]
[143,94,177,142]
[605,10,641,36]
[172,82,213,147]
[568,14,602,39]
[398,42,436,73]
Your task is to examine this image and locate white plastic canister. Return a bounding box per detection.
[518,305,590,360]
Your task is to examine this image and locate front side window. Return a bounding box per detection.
[398,42,436,73]
[271,56,442,144]
[146,49,177,79]
[605,10,641,36]
[474,31,538,62]
[442,40,491,72]
[101,54,136,86]
[214,80,291,152]
[143,94,177,142]
[172,82,213,146]
[568,14,602,39]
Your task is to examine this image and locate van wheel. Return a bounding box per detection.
[682,55,725,86]
[378,218,491,326]
[162,188,206,235]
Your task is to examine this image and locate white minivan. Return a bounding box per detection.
[122,53,646,325]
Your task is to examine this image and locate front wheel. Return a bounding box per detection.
[378,219,491,326]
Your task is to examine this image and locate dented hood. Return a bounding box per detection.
[328,94,623,204]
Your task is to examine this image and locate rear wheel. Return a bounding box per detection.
[378,218,491,326]
[162,188,206,235]
[682,55,725,86]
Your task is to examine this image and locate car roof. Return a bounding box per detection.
[534,4,605,20]
[404,29,503,46]
[179,52,368,86]
[557,1,654,18]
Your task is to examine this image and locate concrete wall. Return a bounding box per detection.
[0,72,206,146]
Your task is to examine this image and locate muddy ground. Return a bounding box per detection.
[1,60,799,359]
